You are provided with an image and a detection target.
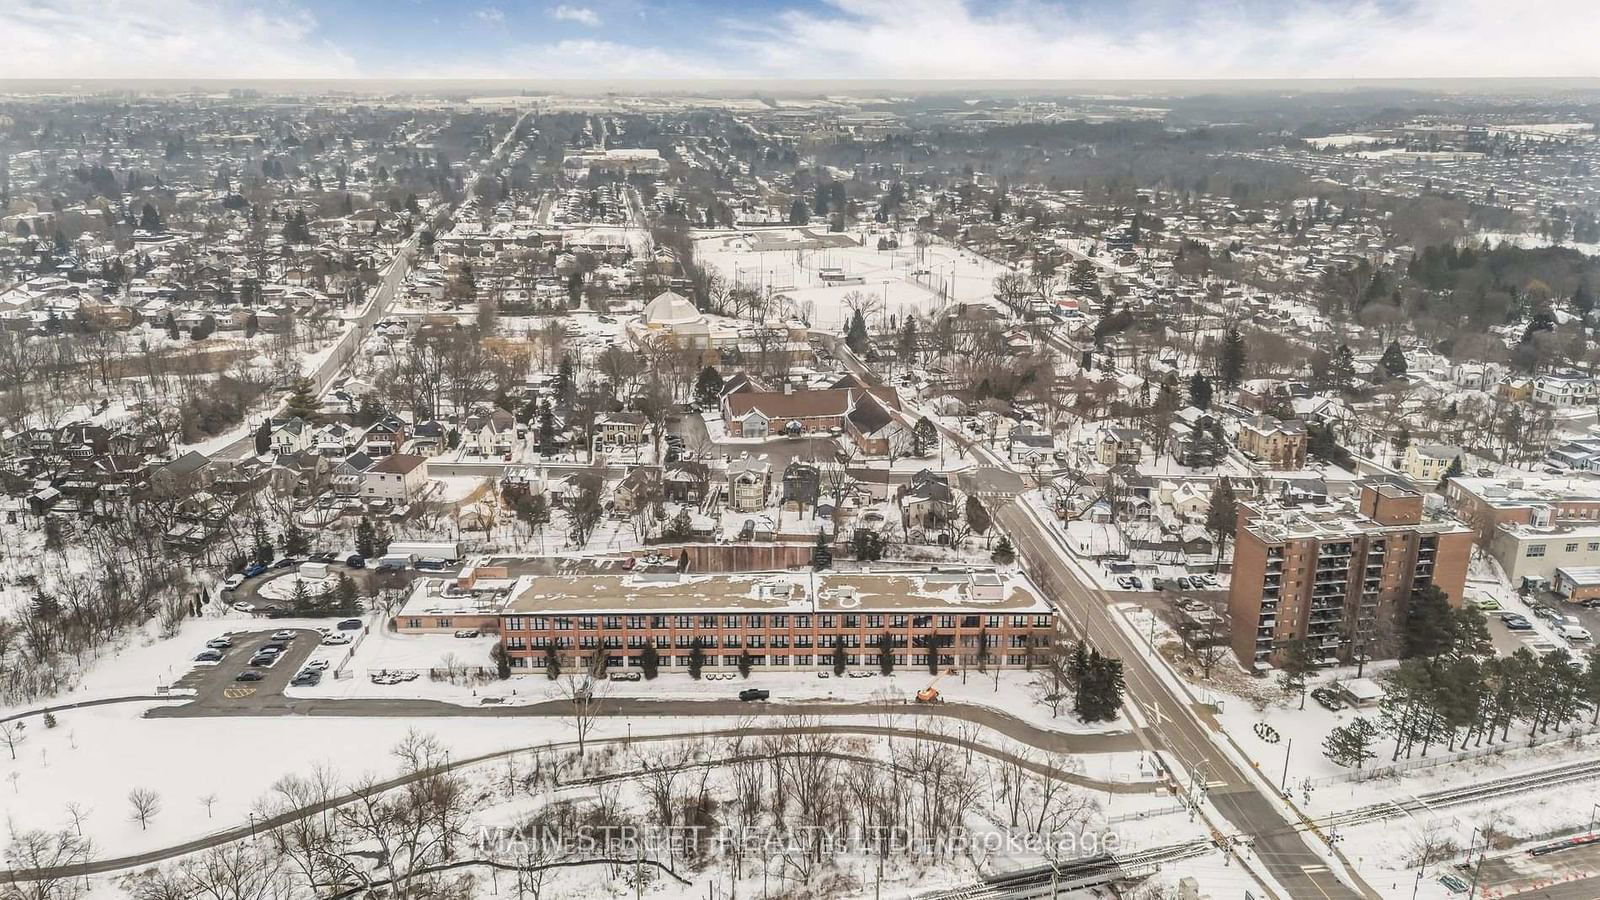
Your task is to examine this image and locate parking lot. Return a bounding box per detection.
[174,628,325,704]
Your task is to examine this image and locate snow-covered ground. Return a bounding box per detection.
[692,227,1012,330]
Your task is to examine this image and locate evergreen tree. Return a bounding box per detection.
[355,518,377,559]
[640,643,660,680]
[811,528,833,570]
[688,639,706,680]
[852,528,883,562]
[251,519,274,566]
[1188,372,1213,410]
[1206,477,1238,565]
[832,640,848,676]
[1323,718,1378,768]
[254,419,272,456]
[1074,650,1124,722]
[544,644,561,680]
[536,400,556,455]
[965,496,992,539]
[877,633,894,675]
[165,311,180,341]
[1380,341,1408,379]
[788,199,809,225]
[738,646,753,679]
[280,524,309,557]
[693,366,724,409]
[1439,456,1463,488]
[42,711,57,729]
[1218,326,1247,389]
[333,573,361,616]
[845,309,870,354]
[492,643,511,679]
[139,203,162,232]
[1331,344,1358,391]
[992,535,1016,565]
[913,417,938,456]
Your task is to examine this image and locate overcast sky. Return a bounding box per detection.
[3,0,1597,81]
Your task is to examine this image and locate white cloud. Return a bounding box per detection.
[0,0,357,79]
[724,0,1600,79]
[551,4,601,27]
[474,6,506,25]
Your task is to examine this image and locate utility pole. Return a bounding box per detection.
[1280,737,1293,792]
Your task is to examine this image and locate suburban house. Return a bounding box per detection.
[363,453,430,502]
[663,460,711,504]
[727,456,771,512]
[721,384,900,441]
[844,392,909,457]
[363,416,408,457]
[314,423,363,457]
[900,470,956,531]
[1237,415,1307,470]
[612,466,662,517]
[1402,443,1463,484]
[1096,428,1143,467]
[333,453,373,496]
[598,411,648,447]
[270,417,313,455]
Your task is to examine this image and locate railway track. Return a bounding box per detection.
[1320,757,1600,831]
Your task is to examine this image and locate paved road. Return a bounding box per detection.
[1472,838,1600,899]
[996,496,1371,899]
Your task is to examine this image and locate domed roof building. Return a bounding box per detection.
[640,291,704,327]
[630,289,713,348]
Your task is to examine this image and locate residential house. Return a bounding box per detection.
[598,412,648,448]
[333,452,374,496]
[781,461,821,512]
[612,466,663,517]
[1237,415,1307,470]
[900,469,956,532]
[271,417,313,455]
[663,460,711,504]
[363,453,430,502]
[1401,444,1463,485]
[363,416,408,457]
[844,392,909,457]
[727,457,771,512]
[314,422,363,457]
[1096,428,1144,467]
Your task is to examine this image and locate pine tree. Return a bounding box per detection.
[913,417,938,457]
[254,419,272,456]
[544,644,561,680]
[165,311,180,341]
[811,528,833,570]
[42,711,57,729]
[738,647,753,679]
[1331,344,1357,391]
[139,203,162,232]
[334,573,361,616]
[1218,326,1247,389]
[832,640,848,676]
[640,643,659,680]
[992,535,1016,565]
[1206,477,1237,565]
[693,366,723,409]
[965,496,992,538]
[1188,373,1213,410]
[688,639,705,680]
[845,309,870,354]
[355,518,376,559]
[877,633,894,675]
[1323,718,1378,768]
[1380,341,1408,379]
[1439,456,1463,489]
[492,643,511,679]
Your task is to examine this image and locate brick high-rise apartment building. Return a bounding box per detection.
[1228,481,1473,669]
[493,570,1057,674]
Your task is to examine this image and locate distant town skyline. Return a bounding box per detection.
[4,0,1598,82]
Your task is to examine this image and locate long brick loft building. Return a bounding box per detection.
[1228,480,1472,669]
[495,570,1057,674]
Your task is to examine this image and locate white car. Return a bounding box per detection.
[304,659,331,671]
[222,574,245,592]
[321,633,352,646]
[231,601,255,613]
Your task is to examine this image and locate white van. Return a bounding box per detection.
[1556,624,1592,643]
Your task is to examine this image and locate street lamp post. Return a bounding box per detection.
[1280,737,1293,793]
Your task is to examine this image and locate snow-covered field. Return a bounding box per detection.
[692,228,1012,329]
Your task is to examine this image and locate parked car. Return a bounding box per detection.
[249,655,277,667]
[261,641,288,653]
[234,671,265,682]
[453,629,480,638]
[271,557,298,570]
[314,552,339,563]
[243,562,267,578]
[322,633,352,645]
[738,688,771,701]
[1310,687,1346,712]
[195,649,224,662]
[608,671,642,681]
[1500,614,1534,631]
[304,659,331,671]
[1152,577,1168,592]
[1557,625,1593,643]
[1469,595,1501,611]
[290,671,322,687]
[346,554,366,568]
[231,601,256,613]
[1128,576,1144,591]
[206,638,233,649]
[1530,605,1562,622]
[222,574,245,592]
[336,618,364,631]
[271,630,297,641]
